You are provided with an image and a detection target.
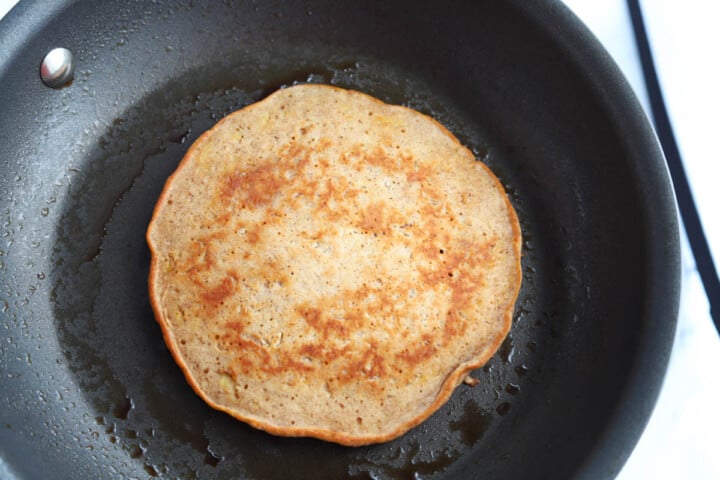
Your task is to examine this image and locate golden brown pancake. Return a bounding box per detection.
[147,84,521,446]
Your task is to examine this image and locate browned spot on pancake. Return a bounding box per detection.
[365,146,397,172]
[305,228,328,241]
[279,140,310,162]
[246,225,261,245]
[297,305,330,331]
[223,163,281,207]
[345,144,366,172]
[360,147,434,186]
[201,275,235,307]
[316,179,339,206]
[296,302,370,341]
[298,343,350,365]
[340,341,387,381]
[214,211,233,226]
[184,243,213,277]
[225,320,246,335]
[261,353,315,375]
[443,309,464,340]
[222,333,315,378]
[406,164,433,183]
[358,201,406,237]
[219,141,318,208]
[358,202,390,236]
[419,202,442,221]
[182,232,226,273]
[316,137,333,151]
[419,236,497,341]
[314,177,359,223]
[397,333,437,365]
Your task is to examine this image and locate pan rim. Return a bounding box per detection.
[511,0,680,478]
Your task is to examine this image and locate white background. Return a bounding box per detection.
[1,0,719,478]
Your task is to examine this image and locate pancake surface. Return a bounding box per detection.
[147,84,521,446]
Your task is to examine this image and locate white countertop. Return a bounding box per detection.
[0,0,13,20]
[2,0,719,478]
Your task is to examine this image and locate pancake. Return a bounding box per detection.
[147,84,522,446]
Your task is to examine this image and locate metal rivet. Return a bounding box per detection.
[40,48,75,88]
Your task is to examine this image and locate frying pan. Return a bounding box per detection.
[0,0,680,478]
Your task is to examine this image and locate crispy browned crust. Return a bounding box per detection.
[147,84,522,446]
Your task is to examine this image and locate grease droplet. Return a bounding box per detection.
[449,400,492,446]
[169,128,191,144]
[204,446,222,467]
[144,463,159,477]
[505,383,520,395]
[496,402,511,416]
[112,396,133,419]
[130,444,146,459]
[499,335,515,363]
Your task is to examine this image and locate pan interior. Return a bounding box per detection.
[48,52,552,479]
[0,1,671,479]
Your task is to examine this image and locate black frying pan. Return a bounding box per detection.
[0,1,680,478]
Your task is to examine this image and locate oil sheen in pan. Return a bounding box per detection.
[49,52,553,479]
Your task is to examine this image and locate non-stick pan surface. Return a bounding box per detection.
[0,1,679,478]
